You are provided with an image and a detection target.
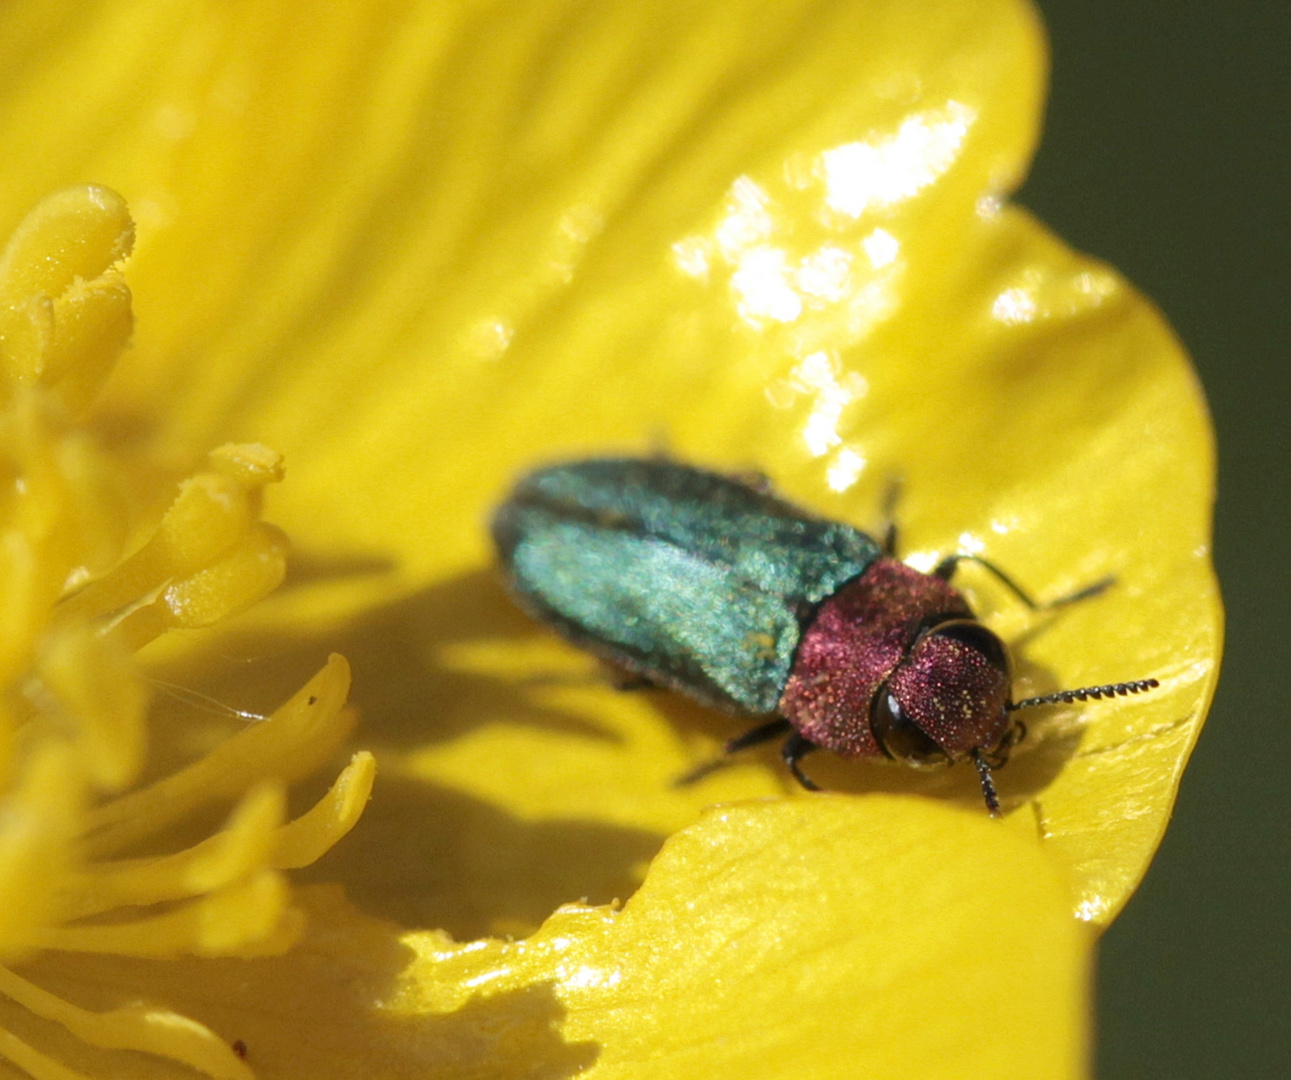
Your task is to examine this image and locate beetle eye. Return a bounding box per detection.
[924,619,1009,674]
[870,689,947,765]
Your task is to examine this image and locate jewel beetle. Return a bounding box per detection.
[491,457,1157,815]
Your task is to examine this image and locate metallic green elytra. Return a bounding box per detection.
[492,457,1159,814]
[492,458,881,715]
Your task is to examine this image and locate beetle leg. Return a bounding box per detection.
[674,718,792,785]
[934,553,1114,613]
[725,717,793,753]
[978,719,1025,771]
[595,659,658,692]
[933,553,1041,607]
[1040,576,1115,609]
[880,476,903,556]
[782,732,822,791]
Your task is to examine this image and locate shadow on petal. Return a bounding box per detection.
[18,897,599,1080]
[299,773,664,941]
[193,567,626,751]
[142,554,1139,950]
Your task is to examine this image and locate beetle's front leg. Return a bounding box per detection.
[675,717,791,786]
[782,732,821,791]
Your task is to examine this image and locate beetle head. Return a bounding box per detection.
[871,618,1015,766]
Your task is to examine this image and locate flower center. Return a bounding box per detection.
[0,187,370,1080]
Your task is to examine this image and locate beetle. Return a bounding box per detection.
[491,457,1157,815]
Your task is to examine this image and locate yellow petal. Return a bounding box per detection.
[401,798,1089,1079]
[0,0,1212,925]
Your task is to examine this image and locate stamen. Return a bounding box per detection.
[55,450,286,633]
[33,627,146,790]
[0,743,80,959]
[269,752,376,869]
[72,752,374,917]
[0,189,369,1078]
[84,655,354,857]
[70,785,287,919]
[104,523,290,653]
[147,678,270,723]
[0,185,133,416]
[38,873,302,959]
[0,1024,97,1080]
[0,966,252,1080]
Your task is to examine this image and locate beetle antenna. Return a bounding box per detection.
[1008,678,1160,712]
[970,749,1002,818]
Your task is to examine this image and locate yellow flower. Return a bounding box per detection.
[0,1,1219,1078]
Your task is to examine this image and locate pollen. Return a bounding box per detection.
[0,188,371,1079]
[744,631,779,659]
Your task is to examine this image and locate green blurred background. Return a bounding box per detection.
[1022,3,1288,1076]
